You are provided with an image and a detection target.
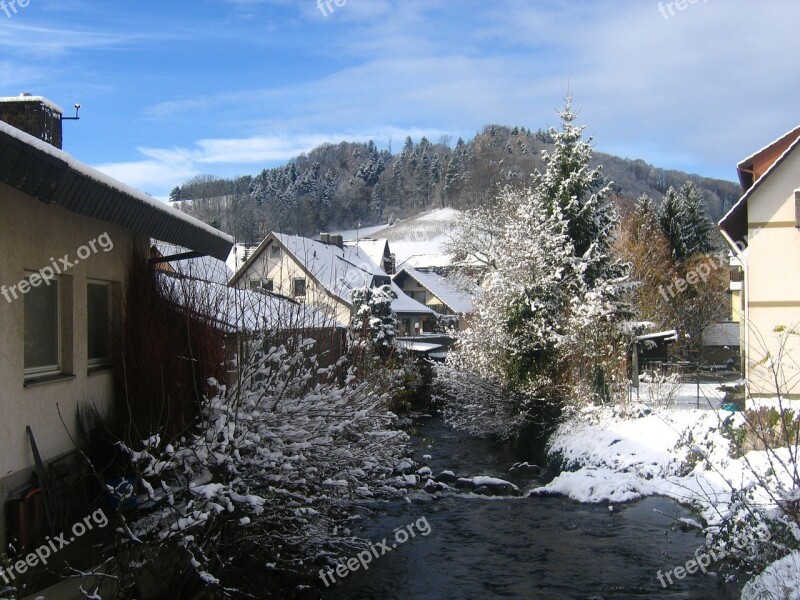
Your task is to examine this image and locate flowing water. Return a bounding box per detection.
[322,417,743,600]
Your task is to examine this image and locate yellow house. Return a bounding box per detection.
[719,125,800,397]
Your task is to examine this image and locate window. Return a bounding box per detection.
[24,274,60,376]
[87,281,111,366]
[250,279,274,292]
[270,245,282,258]
[405,290,426,303]
[293,278,307,297]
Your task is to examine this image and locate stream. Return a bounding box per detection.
[322,416,744,600]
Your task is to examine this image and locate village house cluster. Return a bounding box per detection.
[0,93,483,596]
[0,91,798,596]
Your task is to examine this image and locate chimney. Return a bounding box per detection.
[0,93,64,149]
[320,233,330,244]
[331,234,343,249]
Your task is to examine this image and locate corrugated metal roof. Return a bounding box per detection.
[703,322,740,347]
[0,121,233,260]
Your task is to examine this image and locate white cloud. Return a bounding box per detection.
[42,0,800,195]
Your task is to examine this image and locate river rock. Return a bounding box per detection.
[417,466,433,479]
[509,462,542,476]
[393,459,416,475]
[469,476,521,496]
[455,477,476,490]
[435,470,458,484]
[423,479,450,493]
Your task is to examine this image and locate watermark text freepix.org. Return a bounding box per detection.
[317,0,345,17]
[1,0,31,19]
[0,509,109,585]
[656,524,771,588]
[319,516,431,587]
[658,235,748,302]
[658,0,708,20]
[1,232,114,304]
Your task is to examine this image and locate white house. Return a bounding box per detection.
[0,94,233,552]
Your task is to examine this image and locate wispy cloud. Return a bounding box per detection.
[11,0,800,199]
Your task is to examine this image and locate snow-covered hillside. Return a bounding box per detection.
[337,208,461,269]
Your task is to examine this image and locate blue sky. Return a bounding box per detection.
[2,0,798,199]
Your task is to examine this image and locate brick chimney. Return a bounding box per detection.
[0,93,63,149]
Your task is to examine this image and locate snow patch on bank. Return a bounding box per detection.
[532,390,800,599]
[741,550,800,600]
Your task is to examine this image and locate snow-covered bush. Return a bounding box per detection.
[349,284,399,354]
[741,550,800,600]
[117,335,410,596]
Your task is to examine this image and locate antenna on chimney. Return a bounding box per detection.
[62,103,81,121]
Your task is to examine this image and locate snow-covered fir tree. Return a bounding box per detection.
[538,99,618,284]
[439,96,630,438]
[350,284,399,355]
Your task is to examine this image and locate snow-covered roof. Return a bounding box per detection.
[154,242,233,286]
[737,125,800,172]
[0,120,233,261]
[230,232,385,302]
[703,322,740,347]
[275,232,386,300]
[389,281,436,316]
[395,266,480,314]
[231,232,434,317]
[635,330,678,342]
[158,272,336,333]
[0,94,65,114]
[344,238,390,269]
[396,340,443,353]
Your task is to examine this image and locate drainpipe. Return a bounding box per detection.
[720,229,748,378]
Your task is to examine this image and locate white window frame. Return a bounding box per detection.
[87,279,112,368]
[24,272,61,378]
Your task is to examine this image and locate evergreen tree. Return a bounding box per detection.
[678,182,715,258]
[350,285,399,357]
[658,186,685,260]
[658,182,716,263]
[441,97,631,436]
[535,95,621,288]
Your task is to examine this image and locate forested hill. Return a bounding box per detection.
[170,125,741,244]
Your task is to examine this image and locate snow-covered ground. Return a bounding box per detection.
[532,384,800,598]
